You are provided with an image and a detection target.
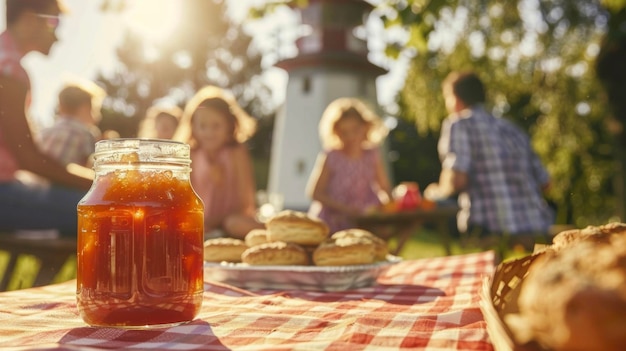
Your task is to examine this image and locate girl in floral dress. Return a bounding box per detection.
[307,98,393,234]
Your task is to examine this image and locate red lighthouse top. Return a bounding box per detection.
[275,0,386,76]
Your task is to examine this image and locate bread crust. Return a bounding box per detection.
[510,228,626,351]
[313,231,378,266]
[241,241,310,266]
[266,210,329,246]
[245,228,269,247]
[551,222,626,252]
[204,238,248,263]
[330,228,389,261]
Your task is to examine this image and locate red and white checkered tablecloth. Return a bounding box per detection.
[0,251,495,351]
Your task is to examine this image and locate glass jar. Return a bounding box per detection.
[76,139,204,328]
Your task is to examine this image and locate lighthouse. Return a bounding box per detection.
[268,0,387,211]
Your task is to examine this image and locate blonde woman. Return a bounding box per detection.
[306,98,392,234]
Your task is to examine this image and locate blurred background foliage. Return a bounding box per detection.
[98,0,626,228]
[375,0,626,227]
[97,0,276,189]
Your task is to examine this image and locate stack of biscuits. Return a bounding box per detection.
[505,222,626,351]
[203,210,389,266]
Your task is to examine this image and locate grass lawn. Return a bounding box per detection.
[0,252,76,291]
[0,228,528,291]
[391,228,530,260]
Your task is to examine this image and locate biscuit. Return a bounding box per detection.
[330,228,389,261]
[266,210,329,246]
[203,238,248,263]
[551,222,626,252]
[241,241,310,266]
[313,235,377,266]
[244,228,269,247]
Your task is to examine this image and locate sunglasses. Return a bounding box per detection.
[34,13,61,31]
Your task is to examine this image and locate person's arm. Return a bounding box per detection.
[307,153,359,216]
[424,168,468,200]
[425,118,470,200]
[232,144,257,217]
[373,148,392,203]
[0,76,93,189]
[305,153,324,198]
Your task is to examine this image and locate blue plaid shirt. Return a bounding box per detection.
[438,106,554,234]
[39,116,100,167]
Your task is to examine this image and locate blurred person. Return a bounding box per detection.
[173,85,263,239]
[306,97,393,234]
[137,104,182,140]
[0,0,93,237]
[424,71,554,252]
[39,79,106,167]
[102,129,120,140]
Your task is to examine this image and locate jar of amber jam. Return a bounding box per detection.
[77,139,204,328]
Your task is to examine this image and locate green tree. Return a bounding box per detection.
[96,0,276,187]
[596,5,626,219]
[250,0,626,224]
[376,0,625,227]
[99,0,274,121]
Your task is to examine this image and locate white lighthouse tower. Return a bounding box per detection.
[268,0,387,211]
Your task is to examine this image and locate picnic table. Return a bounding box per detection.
[356,204,460,256]
[0,250,495,350]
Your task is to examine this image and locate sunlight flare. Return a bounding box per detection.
[125,0,181,43]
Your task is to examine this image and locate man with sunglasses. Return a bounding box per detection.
[0,0,93,238]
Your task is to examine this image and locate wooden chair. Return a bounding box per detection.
[0,234,76,291]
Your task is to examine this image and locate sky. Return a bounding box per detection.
[0,0,407,128]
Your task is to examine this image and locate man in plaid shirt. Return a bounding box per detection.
[424,71,554,252]
[0,0,93,237]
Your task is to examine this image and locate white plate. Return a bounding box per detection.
[204,255,402,292]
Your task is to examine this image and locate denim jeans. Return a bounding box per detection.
[0,180,86,237]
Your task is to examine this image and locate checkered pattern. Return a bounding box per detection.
[438,106,553,234]
[0,251,495,350]
[78,293,199,322]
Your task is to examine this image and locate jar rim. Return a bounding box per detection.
[94,138,191,167]
[96,138,186,147]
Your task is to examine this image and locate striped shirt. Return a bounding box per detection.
[438,106,554,234]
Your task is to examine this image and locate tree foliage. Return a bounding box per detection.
[376,0,626,226]
[96,0,276,188]
[97,0,275,132]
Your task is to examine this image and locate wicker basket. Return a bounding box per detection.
[480,252,549,351]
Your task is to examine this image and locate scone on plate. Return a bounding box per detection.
[266,210,329,246]
[245,228,270,247]
[204,238,248,263]
[330,228,389,262]
[241,241,310,266]
[313,231,379,266]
